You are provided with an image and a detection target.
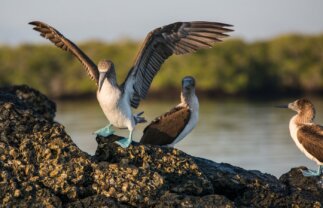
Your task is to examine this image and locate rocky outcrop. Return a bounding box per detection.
[0,85,322,207]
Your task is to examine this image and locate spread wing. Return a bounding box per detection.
[140,106,191,145]
[29,21,99,84]
[122,21,233,108]
[297,124,323,162]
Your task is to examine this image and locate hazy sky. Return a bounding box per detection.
[1,0,323,45]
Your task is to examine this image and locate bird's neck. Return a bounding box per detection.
[105,72,119,89]
[180,90,197,109]
[293,108,315,125]
[98,76,119,96]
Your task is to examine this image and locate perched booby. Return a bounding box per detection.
[29,21,232,148]
[140,76,198,146]
[277,98,323,176]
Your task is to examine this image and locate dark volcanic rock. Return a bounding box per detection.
[0,85,56,121]
[279,167,323,207]
[0,85,322,207]
[65,195,130,208]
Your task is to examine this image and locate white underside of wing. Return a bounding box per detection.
[289,115,322,165]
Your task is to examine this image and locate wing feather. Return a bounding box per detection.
[29,21,99,84]
[122,21,233,108]
[140,106,191,145]
[298,124,323,162]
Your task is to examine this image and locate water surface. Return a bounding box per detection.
[55,97,323,177]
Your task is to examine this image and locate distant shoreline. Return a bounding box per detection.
[1,34,322,100]
[50,88,316,102]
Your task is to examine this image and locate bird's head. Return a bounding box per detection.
[98,59,115,92]
[276,98,316,123]
[182,76,196,93]
[276,98,314,113]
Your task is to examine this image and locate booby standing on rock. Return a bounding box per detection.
[140,76,198,146]
[277,98,323,176]
[29,21,232,148]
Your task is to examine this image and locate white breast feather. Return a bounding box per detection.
[96,79,134,130]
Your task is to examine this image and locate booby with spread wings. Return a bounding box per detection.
[277,98,323,176]
[29,21,232,148]
[140,76,198,146]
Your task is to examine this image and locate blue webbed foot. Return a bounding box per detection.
[114,130,133,148]
[301,166,322,177]
[115,137,132,148]
[94,124,115,137]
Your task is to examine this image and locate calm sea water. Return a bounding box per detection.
[55,97,323,177]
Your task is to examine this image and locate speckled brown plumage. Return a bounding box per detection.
[297,124,323,162]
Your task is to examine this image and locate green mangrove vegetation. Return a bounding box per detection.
[0,34,322,98]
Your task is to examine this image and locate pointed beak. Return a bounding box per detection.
[275,104,289,108]
[183,81,192,90]
[98,72,106,92]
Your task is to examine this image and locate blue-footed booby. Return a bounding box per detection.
[277,98,323,177]
[29,21,232,148]
[140,76,198,146]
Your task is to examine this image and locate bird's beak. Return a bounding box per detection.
[98,72,106,92]
[275,104,289,108]
[183,81,192,90]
